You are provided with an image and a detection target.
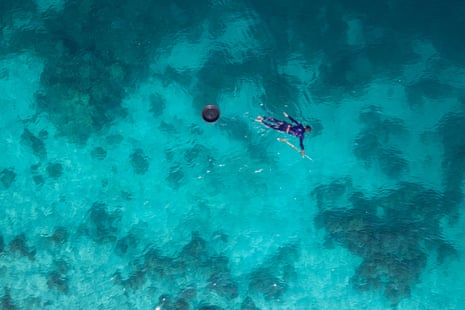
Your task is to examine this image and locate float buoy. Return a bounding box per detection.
[202,105,220,123]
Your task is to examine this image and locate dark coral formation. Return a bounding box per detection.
[46,259,70,294]
[105,134,124,145]
[28,161,65,184]
[5,0,462,132]
[0,228,72,301]
[130,148,150,175]
[153,289,209,310]
[30,163,44,186]
[240,296,260,310]
[249,268,287,300]
[114,233,139,257]
[46,271,69,294]
[91,147,107,160]
[207,267,239,299]
[438,112,465,221]
[192,48,301,115]
[166,165,184,189]
[80,202,122,243]
[256,1,465,100]
[149,93,166,118]
[0,168,16,189]
[3,0,212,144]
[353,106,408,178]
[32,175,45,186]
[20,129,47,159]
[106,231,273,308]
[314,180,458,306]
[46,162,63,179]
[112,269,147,291]
[198,305,224,310]
[248,244,299,301]
[179,232,208,265]
[405,78,462,108]
[184,144,207,167]
[8,234,36,261]
[377,148,408,179]
[49,227,69,245]
[1,287,16,310]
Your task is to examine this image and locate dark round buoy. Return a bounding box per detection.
[202,105,220,123]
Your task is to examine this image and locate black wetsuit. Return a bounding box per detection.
[262,115,306,151]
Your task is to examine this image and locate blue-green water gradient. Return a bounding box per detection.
[1,0,464,309]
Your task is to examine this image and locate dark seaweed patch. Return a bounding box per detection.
[353,106,409,178]
[46,271,69,294]
[166,165,184,189]
[240,297,260,310]
[80,202,122,243]
[353,132,379,162]
[32,175,45,186]
[50,227,69,245]
[8,234,36,261]
[130,148,149,175]
[315,179,457,306]
[20,129,46,159]
[46,162,63,179]
[249,268,287,300]
[247,244,299,301]
[91,147,107,160]
[114,234,139,257]
[1,287,16,310]
[198,305,224,310]
[105,134,124,145]
[149,93,166,117]
[0,168,16,189]
[405,78,462,108]
[207,272,239,299]
[437,113,465,221]
[7,0,211,144]
[377,148,408,178]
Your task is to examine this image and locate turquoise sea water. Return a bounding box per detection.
[1,0,465,309]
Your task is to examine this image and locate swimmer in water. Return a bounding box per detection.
[256,112,311,157]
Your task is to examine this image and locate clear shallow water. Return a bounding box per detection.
[1,0,465,309]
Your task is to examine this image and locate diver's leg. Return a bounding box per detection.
[262,118,289,132]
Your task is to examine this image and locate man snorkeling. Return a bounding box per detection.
[256,112,311,157]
